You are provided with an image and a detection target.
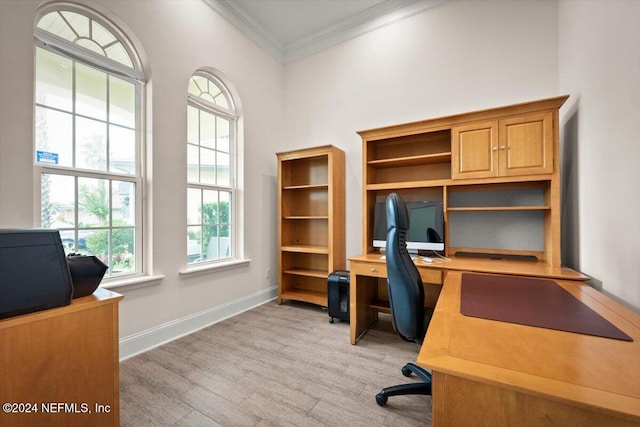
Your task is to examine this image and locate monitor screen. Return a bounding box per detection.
[373,200,444,252]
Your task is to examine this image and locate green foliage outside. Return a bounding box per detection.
[80,183,135,272]
[85,225,134,271]
[202,200,230,239]
[188,200,231,261]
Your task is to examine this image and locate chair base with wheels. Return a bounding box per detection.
[375,362,432,406]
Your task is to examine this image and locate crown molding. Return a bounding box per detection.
[203,0,449,64]
[202,0,284,62]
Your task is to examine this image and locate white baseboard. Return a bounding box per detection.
[119,286,278,360]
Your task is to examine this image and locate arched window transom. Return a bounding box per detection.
[37,10,134,69]
[188,75,232,112]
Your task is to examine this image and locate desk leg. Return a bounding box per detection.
[350,271,378,344]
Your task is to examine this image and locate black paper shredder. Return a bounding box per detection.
[328,270,350,323]
[0,229,73,319]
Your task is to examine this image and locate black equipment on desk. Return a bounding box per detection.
[67,254,108,299]
[0,229,73,319]
[328,270,349,323]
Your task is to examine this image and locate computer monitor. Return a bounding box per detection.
[373,200,444,253]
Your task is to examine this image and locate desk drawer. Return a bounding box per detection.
[420,269,442,285]
[352,261,441,284]
[352,262,387,278]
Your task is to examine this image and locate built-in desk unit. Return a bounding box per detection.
[350,96,589,345]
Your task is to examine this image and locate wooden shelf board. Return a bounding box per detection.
[283,268,328,278]
[448,206,551,212]
[283,184,328,190]
[370,299,391,313]
[367,179,450,190]
[280,289,327,306]
[283,216,329,220]
[281,245,329,254]
[368,152,452,168]
[366,175,554,192]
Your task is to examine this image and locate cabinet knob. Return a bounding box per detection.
[370,268,376,272]
[492,147,498,151]
[500,146,506,150]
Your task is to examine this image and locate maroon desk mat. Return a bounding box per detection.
[460,273,632,341]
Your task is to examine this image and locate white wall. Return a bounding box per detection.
[559,0,640,310]
[283,0,560,262]
[0,0,283,349]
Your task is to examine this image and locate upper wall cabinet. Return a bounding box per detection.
[452,111,553,180]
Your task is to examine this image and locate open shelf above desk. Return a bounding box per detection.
[367,152,452,168]
[447,206,551,212]
[366,179,450,191]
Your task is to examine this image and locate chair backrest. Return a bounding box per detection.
[385,193,427,343]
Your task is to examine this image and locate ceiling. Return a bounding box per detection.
[203,0,449,63]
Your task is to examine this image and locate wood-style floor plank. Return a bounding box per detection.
[120,300,431,426]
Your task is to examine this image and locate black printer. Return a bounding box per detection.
[0,229,73,319]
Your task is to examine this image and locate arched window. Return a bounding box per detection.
[187,71,238,264]
[34,3,145,278]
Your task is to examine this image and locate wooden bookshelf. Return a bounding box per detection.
[276,145,345,306]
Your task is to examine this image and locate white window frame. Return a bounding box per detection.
[186,71,240,266]
[33,3,147,281]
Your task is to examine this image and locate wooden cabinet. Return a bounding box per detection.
[500,112,554,176]
[451,120,497,180]
[276,145,345,306]
[452,112,553,179]
[0,288,123,427]
[358,96,567,266]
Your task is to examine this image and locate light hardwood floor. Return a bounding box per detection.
[120,300,432,426]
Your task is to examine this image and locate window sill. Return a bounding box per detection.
[102,274,165,292]
[179,258,251,278]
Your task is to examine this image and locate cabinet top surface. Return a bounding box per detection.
[276,144,344,159]
[417,270,640,419]
[357,95,569,139]
[0,287,123,328]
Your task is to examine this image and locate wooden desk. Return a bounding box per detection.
[417,271,640,427]
[348,253,587,345]
[0,288,123,427]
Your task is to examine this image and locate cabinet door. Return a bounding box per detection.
[499,112,553,176]
[452,121,498,179]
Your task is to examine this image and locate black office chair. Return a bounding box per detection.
[375,193,433,406]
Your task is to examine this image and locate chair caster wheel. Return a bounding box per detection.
[329,317,334,323]
[375,392,388,406]
[401,366,412,377]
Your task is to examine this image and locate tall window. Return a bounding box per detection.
[34,5,144,278]
[187,72,237,264]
